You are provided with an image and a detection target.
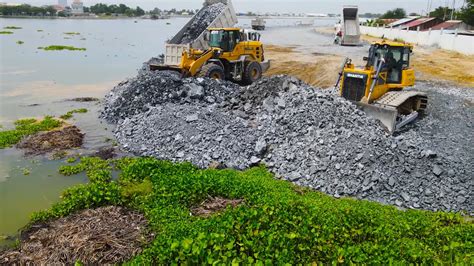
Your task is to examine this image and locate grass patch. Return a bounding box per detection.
[0,116,62,149]
[60,108,88,120]
[38,45,86,51]
[63,32,80,35]
[26,157,474,264]
[0,31,13,35]
[16,40,24,45]
[4,26,22,29]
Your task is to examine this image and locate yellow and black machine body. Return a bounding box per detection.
[151,28,270,85]
[337,40,428,133]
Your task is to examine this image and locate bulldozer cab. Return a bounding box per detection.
[207,28,242,52]
[366,42,412,84]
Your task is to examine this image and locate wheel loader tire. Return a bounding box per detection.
[242,61,262,85]
[198,63,225,80]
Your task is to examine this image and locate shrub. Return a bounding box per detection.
[25,157,474,264]
[0,31,13,34]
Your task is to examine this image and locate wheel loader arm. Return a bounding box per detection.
[184,49,216,76]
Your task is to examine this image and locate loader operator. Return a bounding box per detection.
[384,51,400,83]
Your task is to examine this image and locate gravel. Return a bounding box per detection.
[101,71,240,123]
[170,3,226,44]
[103,71,473,214]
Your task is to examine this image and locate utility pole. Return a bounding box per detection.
[450,0,456,20]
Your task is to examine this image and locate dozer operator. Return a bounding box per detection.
[151,28,270,85]
[336,40,428,133]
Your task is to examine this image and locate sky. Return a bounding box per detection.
[5,0,468,14]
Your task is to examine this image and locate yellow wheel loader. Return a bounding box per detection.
[151,28,270,85]
[336,40,428,133]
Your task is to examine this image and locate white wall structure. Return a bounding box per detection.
[70,0,83,14]
[360,26,474,55]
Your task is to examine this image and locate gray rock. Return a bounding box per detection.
[186,114,199,122]
[433,165,443,176]
[255,138,267,156]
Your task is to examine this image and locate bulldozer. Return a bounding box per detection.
[336,40,428,133]
[151,27,270,85]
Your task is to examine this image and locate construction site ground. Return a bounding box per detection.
[308,26,474,87]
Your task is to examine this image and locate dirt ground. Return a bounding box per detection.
[191,196,243,217]
[264,45,344,88]
[0,206,150,264]
[16,126,84,156]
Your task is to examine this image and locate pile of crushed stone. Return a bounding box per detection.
[0,206,151,264]
[170,2,226,44]
[101,71,240,123]
[102,72,473,214]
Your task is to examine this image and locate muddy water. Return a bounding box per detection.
[0,17,338,246]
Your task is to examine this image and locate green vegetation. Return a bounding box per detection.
[0,116,62,149]
[60,108,88,120]
[37,29,43,32]
[64,32,80,35]
[38,45,86,51]
[22,168,31,176]
[459,0,474,26]
[29,157,474,264]
[0,31,13,35]
[89,3,145,17]
[380,8,407,19]
[16,40,24,45]
[0,4,57,16]
[4,26,22,29]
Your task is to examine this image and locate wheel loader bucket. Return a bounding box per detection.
[356,102,398,133]
[149,64,182,72]
[260,60,271,73]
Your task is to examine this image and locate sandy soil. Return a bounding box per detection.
[264,45,343,88]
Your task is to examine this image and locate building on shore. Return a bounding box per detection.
[58,0,67,8]
[70,0,83,15]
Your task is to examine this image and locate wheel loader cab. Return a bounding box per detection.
[208,29,241,52]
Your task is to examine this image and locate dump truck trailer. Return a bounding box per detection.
[341,6,361,46]
[251,17,266,30]
[164,0,238,65]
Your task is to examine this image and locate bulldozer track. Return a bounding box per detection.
[375,91,428,112]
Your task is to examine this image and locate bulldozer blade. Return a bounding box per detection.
[356,102,398,133]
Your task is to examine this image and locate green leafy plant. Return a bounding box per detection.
[0,116,62,149]
[23,157,474,264]
[16,40,24,44]
[0,31,13,34]
[60,108,88,120]
[38,45,86,51]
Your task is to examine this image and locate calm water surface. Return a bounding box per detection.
[0,17,337,245]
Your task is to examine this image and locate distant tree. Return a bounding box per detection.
[458,0,474,26]
[429,6,453,20]
[150,8,161,15]
[409,12,419,16]
[57,10,68,17]
[135,6,145,16]
[83,6,90,13]
[380,8,406,19]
